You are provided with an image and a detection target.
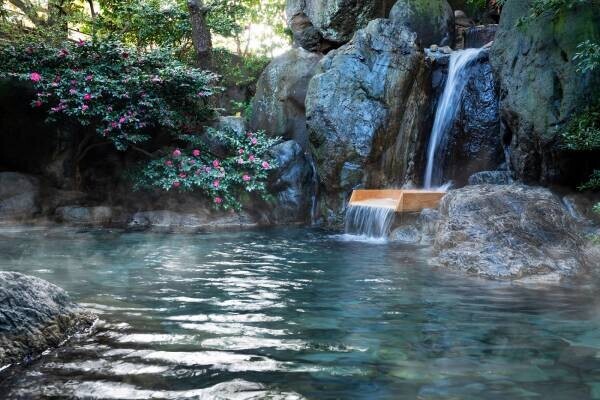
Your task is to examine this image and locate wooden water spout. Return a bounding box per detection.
[349,189,446,213]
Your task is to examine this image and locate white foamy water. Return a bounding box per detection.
[344,204,395,240]
[424,48,484,188]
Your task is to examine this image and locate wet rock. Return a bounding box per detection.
[250,48,322,149]
[390,225,422,244]
[454,10,474,28]
[0,272,95,366]
[307,19,431,195]
[432,49,503,187]
[55,206,114,225]
[562,194,600,226]
[418,208,441,237]
[285,0,395,51]
[128,210,257,232]
[464,24,497,48]
[390,0,455,47]
[433,184,589,280]
[468,171,514,185]
[0,172,40,220]
[490,0,600,185]
[267,140,315,223]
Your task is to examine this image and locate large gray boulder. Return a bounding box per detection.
[0,172,40,220]
[0,272,95,366]
[433,185,589,280]
[268,140,316,223]
[490,0,600,185]
[286,0,395,52]
[250,48,322,149]
[389,0,455,47]
[306,19,431,196]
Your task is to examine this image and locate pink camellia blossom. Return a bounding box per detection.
[83,93,92,101]
[81,104,89,112]
[246,132,253,137]
[212,160,220,168]
[262,161,270,169]
[172,181,180,188]
[238,148,244,154]
[77,39,86,47]
[188,159,196,165]
[110,121,118,128]
[192,149,200,157]
[85,74,93,81]
[165,160,173,167]
[119,117,127,124]
[248,155,255,162]
[213,180,220,188]
[251,137,258,145]
[172,149,182,157]
[195,170,201,175]
[214,197,223,204]
[69,88,77,95]
[30,72,41,82]
[242,174,251,182]
[34,100,42,108]
[237,158,244,164]
[179,173,187,179]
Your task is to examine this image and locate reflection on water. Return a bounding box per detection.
[0,226,600,399]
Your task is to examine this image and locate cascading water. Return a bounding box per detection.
[424,48,484,188]
[344,203,395,240]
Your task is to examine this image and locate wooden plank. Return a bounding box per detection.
[349,189,445,213]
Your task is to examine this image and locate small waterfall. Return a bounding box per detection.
[424,48,484,188]
[344,204,395,240]
[307,153,319,225]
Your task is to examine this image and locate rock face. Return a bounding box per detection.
[306,19,431,201]
[0,172,40,220]
[0,272,95,366]
[286,0,395,52]
[55,206,114,225]
[427,49,502,187]
[250,49,323,149]
[468,170,513,185]
[389,0,455,47]
[433,185,588,280]
[490,0,600,185]
[268,140,316,223]
[464,24,497,48]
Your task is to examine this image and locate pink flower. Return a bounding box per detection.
[214,197,223,204]
[110,122,118,128]
[212,160,220,168]
[247,132,253,137]
[85,74,93,81]
[58,48,69,58]
[69,88,77,95]
[192,149,200,157]
[172,149,181,157]
[179,173,187,179]
[77,39,86,47]
[213,180,220,188]
[251,138,258,145]
[238,148,244,154]
[262,161,270,169]
[30,72,41,82]
[237,158,244,164]
[242,174,251,182]
[188,159,196,165]
[119,117,127,124]
[165,160,173,167]
[33,100,42,108]
[248,155,255,162]
[172,181,180,188]
[81,104,89,112]
[83,93,92,101]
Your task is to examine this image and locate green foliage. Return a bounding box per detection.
[135,128,279,210]
[516,0,591,27]
[574,40,600,73]
[562,103,600,151]
[211,47,268,87]
[0,38,218,151]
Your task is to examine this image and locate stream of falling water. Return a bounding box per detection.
[424,48,484,188]
[344,202,395,241]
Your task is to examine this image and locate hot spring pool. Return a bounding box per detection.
[1,225,600,399]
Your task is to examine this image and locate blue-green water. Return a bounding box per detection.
[1,226,600,399]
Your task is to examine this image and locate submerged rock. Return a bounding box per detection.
[490,0,600,185]
[268,140,315,224]
[0,172,40,220]
[390,0,455,47]
[433,184,588,280]
[0,272,95,367]
[250,48,322,149]
[307,19,431,196]
[128,210,257,232]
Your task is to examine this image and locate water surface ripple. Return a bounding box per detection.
[0,226,600,399]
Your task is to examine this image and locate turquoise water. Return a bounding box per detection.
[1,226,600,399]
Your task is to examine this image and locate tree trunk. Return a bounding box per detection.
[187,0,213,70]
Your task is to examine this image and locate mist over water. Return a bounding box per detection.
[2,226,600,399]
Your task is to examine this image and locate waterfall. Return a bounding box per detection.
[307,154,319,226]
[424,48,484,188]
[344,204,395,240]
